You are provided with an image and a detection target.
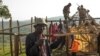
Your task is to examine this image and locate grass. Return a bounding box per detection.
[0,43,26,56]
[0,43,67,56]
[0,43,11,56]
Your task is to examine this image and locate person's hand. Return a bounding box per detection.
[35,39,44,46]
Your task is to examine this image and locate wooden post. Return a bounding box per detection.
[14,34,19,56]
[9,18,13,56]
[31,17,33,33]
[2,19,5,54]
[17,20,22,54]
[65,17,70,56]
[46,16,49,39]
[66,32,70,56]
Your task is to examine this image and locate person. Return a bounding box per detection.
[97,32,100,56]
[63,3,71,30]
[70,37,80,56]
[49,21,54,42]
[25,17,62,56]
[78,5,87,25]
[69,34,74,49]
[57,19,66,49]
[49,22,58,42]
[63,3,71,20]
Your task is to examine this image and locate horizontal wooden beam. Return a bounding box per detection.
[0,23,35,31]
[0,32,27,36]
[46,17,100,22]
[0,32,96,37]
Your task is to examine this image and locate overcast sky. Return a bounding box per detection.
[2,0,100,21]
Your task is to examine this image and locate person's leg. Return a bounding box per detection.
[50,37,63,49]
[83,17,85,23]
[64,13,67,20]
[59,36,66,49]
[79,17,81,25]
[98,45,100,56]
[72,52,76,56]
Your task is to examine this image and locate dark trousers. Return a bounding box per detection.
[58,36,66,48]
[97,45,100,56]
[72,52,76,56]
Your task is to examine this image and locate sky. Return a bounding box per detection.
[2,0,100,21]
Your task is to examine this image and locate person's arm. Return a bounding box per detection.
[25,34,39,56]
[50,33,67,49]
[50,37,63,49]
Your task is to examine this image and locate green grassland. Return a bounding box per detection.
[0,43,26,56]
[0,43,67,56]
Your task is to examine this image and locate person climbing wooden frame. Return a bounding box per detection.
[63,3,72,35]
[63,3,71,20]
[77,5,87,25]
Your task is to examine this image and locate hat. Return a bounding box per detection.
[34,17,47,27]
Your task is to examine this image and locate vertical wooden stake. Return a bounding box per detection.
[14,34,19,56]
[9,18,13,56]
[31,17,33,33]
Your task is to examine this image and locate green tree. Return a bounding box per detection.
[0,5,11,19]
[0,2,12,55]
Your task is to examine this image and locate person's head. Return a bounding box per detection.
[87,10,90,13]
[50,21,53,24]
[68,3,71,6]
[34,18,47,34]
[91,20,95,25]
[81,5,83,8]
[59,19,62,24]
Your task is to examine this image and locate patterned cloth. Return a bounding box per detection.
[39,36,48,56]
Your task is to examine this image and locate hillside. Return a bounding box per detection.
[0,16,64,33]
[0,16,99,34]
[48,16,64,20]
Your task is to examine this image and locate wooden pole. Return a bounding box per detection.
[9,18,13,56]
[64,15,70,56]
[31,17,33,33]
[17,20,22,54]
[2,19,5,54]
[66,31,70,56]
[46,16,49,40]
[14,34,19,56]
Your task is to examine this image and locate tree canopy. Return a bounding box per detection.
[0,5,11,19]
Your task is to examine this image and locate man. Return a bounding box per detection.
[78,5,87,25]
[63,3,71,20]
[25,17,61,56]
[63,3,71,30]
